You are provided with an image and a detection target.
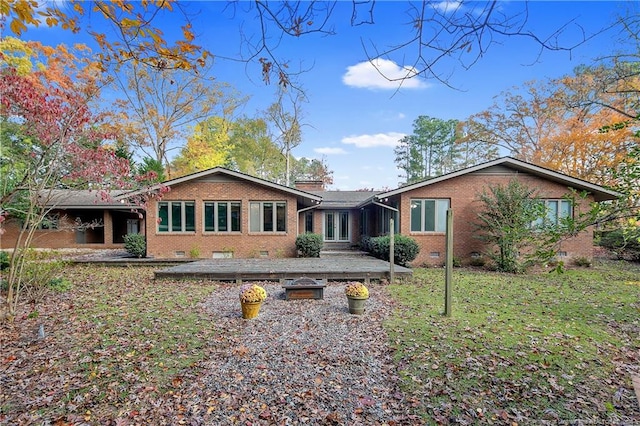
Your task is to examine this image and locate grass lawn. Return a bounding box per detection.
[386,260,640,424]
[1,260,639,424]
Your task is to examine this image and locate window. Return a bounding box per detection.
[304,211,314,233]
[378,207,398,234]
[158,201,195,232]
[410,199,449,232]
[249,201,286,232]
[532,199,572,228]
[204,201,241,232]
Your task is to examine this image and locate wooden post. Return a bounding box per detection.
[389,218,395,284]
[444,208,453,317]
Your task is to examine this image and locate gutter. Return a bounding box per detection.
[296,203,321,235]
[373,200,398,212]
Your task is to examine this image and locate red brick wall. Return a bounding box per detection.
[146,179,301,259]
[0,210,123,250]
[394,171,595,266]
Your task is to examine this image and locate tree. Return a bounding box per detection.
[3,0,206,71]
[137,157,166,183]
[233,1,605,87]
[0,47,155,321]
[290,157,334,187]
[228,118,285,182]
[394,115,467,184]
[4,1,607,87]
[474,180,595,273]
[463,76,637,184]
[171,116,235,177]
[265,86,307,186]
[112,61,241,176]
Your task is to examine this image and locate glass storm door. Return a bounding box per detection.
[324,211,350,242]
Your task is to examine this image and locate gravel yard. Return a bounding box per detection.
[175,281,423,425]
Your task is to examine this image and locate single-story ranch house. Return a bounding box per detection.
[0,157,620,266]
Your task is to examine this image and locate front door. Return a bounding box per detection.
[324,211,350,242]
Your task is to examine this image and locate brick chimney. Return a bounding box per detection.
[294,180,325,191]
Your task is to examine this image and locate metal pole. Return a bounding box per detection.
[444,208,453,317]
[389,218,395,284]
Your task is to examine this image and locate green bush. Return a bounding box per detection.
[597,228,640,261]
[124,233,146,258]
[296,233,323,258]
[47,277,73,292]
[365,235,420,266]
[20,250,67,303]
[0,251,9,270]
[572,256,592,267]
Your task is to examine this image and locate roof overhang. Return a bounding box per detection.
[375,157,622,202]
[122,167,323,207]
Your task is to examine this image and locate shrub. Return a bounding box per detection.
[597,228,640,261]
[48,277,73,292]
[20,250,67,304]
[359,235,372,252]
[0,251,9,270]
[124,233,146,258]
[365,235,420,266]
[296,233,323,258]
[572,256,592,267]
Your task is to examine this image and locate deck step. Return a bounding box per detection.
[320,250,369,257]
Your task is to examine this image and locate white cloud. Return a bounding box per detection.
[342,59,429,90]
[314,147,347,155]
[342,132,406,148]
[431,1,463,13]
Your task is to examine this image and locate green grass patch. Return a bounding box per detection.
[385,260,640,423]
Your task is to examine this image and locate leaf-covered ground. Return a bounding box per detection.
[1,260,639,425]
[387,260,640,424]
[0,265,420,425]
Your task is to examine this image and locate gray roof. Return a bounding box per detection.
[42,190,133,208]
[308,190,379,209]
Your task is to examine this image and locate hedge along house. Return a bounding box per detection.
[0,190,144,251]
[356,157,621,266]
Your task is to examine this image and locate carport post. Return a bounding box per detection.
[444,208,453,317]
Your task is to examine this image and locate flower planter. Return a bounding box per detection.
[240,301,262,319]
[347,296,368,315]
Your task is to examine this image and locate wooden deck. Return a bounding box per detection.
[154,257,413,283]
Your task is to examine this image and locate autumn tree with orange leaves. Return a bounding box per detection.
[462,75,637,187]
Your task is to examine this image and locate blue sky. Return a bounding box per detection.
[9,1,633,190]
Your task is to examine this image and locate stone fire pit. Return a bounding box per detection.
[282,277,326,300]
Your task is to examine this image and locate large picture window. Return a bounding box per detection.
[158,201,195,232]
[204,201,241,232]
[410,199,449,232]
[249,201,286,232]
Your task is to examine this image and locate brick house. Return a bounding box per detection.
[0,158,620,265]
[0,190,143,251]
